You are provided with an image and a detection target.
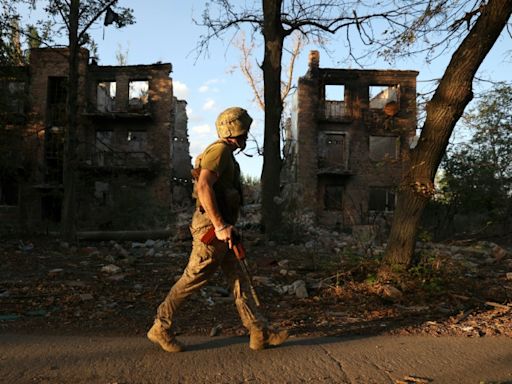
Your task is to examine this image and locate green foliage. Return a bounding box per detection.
[417,228,432,242]
[408,251,445,294]
[440,83,512,223]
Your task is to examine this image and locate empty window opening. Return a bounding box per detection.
[96,130,113,151]
[0,175,18,205]
[325,85,345,102]
[369,85,399,110]
[127,131,147,150]
[319,132,347,169]
[324,84,347,119]
[97,81,116,112]
[41,194,61,222]
[44,127,64,184]
[324,184,343,211]
[94,131,113,167]
[129,80,149,111]
[47,77,67,126]
[94,181,110,206]
[369,187,396,212]
[369,136,398,161]
[126,131,148,166]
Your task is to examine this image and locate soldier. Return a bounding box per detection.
[147,107,288,352]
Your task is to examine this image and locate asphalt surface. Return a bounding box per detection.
[1,333,511,383]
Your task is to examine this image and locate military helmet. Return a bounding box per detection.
[215,107,252,138]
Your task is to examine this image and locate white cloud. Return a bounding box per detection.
[202,98,216,111]
[191,124,212,134]
[173,80,189,99]
[199,79,222,94]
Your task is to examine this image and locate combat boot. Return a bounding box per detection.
[249,328,289,350]
[147,319,185,352]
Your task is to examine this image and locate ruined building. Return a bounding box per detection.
[0,48,191,232]
[285,51,418,229]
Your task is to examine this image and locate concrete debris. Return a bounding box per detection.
[144,239,156,248]
[252,276,273,286]
[48,268,64,277]
[210,324,223,337]
[492,245,508,261]
[379,284,403,302]
[280,280,309,299]
[107,274,126,282]
[105,255,116,263]
[101,264,122,274]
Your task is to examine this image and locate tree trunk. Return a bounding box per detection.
[61,0,80,242]
[261,0,284,235]
[382,0,512,271]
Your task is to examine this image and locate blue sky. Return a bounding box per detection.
[21,1,512,177]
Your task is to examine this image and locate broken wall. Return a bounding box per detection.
[288,50,418,230]
[0,48,192,233]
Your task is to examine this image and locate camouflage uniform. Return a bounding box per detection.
[147,107,287,352]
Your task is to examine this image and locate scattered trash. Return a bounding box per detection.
[18,241,34,252]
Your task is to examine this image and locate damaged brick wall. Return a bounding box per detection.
[287,50,418,230]
[0,48,192,232]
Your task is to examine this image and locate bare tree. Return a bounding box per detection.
[236,30,302,112]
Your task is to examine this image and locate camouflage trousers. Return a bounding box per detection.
[155,209,267,333]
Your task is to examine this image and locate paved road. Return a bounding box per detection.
[1,333,511,383]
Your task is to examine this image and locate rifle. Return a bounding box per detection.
[201,227,261,307]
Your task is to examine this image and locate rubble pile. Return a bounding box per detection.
[0,226,511,338]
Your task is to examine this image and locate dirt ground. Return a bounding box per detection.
[1,229,511,339]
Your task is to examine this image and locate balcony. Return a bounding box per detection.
[319,101,351,122]
[317,167,354,176]
[79,144,157,173]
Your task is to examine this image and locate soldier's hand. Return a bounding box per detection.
[215,224,235,249]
